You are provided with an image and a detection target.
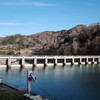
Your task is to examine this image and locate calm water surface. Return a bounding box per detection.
[0,64,100,100]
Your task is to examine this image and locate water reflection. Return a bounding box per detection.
[20,67,24,72]
[6,67,11,73]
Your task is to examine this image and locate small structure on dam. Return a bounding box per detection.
[0,56,100,68]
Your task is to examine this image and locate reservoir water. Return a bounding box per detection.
[0,64,100,100]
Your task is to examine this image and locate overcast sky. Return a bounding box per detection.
[0,0,100,37]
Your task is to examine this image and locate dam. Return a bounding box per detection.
[0,56,100,68]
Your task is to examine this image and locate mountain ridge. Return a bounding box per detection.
[0,23,100,55]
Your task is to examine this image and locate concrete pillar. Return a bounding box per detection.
[54,58,57,66]
[44,58,48,66]
[80,58,82,64]
[64,58,66,65]
[72,57,74,65]
[7,57,11,68]
[21,57,25,67]
[86,57,88,64]
[98,57,100,63]
[91,57,93,64]
[33,57,37,67]
[93,57,94,64]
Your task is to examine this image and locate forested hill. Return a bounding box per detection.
[0,23,100,56]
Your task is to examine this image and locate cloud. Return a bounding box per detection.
[0,23,21,25]
[0,1,55,7]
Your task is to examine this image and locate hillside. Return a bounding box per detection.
[0,23,100,56]
[37,24,100,55]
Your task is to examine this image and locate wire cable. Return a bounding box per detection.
[34,82,55,100]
